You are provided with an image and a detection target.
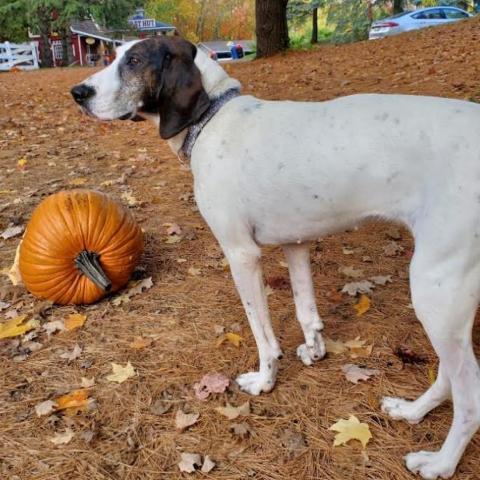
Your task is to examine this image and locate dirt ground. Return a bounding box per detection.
[1,17,480,480]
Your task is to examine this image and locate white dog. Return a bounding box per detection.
[71,36,480,479]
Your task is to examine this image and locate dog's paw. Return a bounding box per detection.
[405,451,456,479]
[297,331,326,366]
[381,396,425,424]
[236,371,274,395]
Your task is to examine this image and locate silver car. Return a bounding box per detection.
[369,6,472,40]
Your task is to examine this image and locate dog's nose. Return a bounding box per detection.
[71,84,95,104]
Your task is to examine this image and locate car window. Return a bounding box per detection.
[413,9,445,20]
[442,8,469,19]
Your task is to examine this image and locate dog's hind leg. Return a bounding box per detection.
[394,238,480,479]
[283,243,326,365]
[222,241,283,395]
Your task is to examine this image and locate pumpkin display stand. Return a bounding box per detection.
[19,189,143,305]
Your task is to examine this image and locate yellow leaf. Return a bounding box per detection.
[130,336,152,349]
[354,295,371,316]
[0,315,39,339]
[69,177,87,186]
[329,415,372,448]
[6,242,22,286]
[17,157,27,169]
[64,313,86,331]
[350,344,373,359]
[216,332,244,348]
[325,337,347,355]
[107,362,136,383]
[55,389,91,415]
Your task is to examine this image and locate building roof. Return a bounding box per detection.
[70,20,120,43]
[128,8,175,31]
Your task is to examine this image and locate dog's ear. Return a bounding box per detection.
[156,40,210,139]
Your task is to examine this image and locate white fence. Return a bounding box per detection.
[0,42,39,71]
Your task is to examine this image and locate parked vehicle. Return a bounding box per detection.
[369,6,472,40]
[197,40,254,62]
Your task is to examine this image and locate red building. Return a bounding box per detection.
[31,9,175,67]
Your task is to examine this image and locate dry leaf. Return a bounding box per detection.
[69,177,87,186]
[201,455,216,473]
[35,399,56,417]
[60,343,82,361]
[0,315,39,339]
[383,241,404,257]
[107,362,136,383]
[5,242,21,285]
[230,422,252,438]
[188,267,201,276]
[64,313,86,331]
[150,399,172,416]
[193,372,230,401]
[394,346,427,365]
[43,320,66,335]
[165,223,182,235]
[350,344,373,359]
[164,234,182,244]
[338,266,364,279]
[126,277,153,297]
[130,336,152,349]
[1,225,24,240]
[342,247,355,255]
[354,295,371,316]
[329,415,372,448]
[215,401,250,420]
[342,364,379,384]
[121,191,138,206]
[50,428,74,445]
[342,280,375,296]
[370,275,392,286]
[175,410,200,431]
[81,377,95,388]
[17,157,27,170]
[56,389,90,412]
[324,337,347,355]
[280,428,307,456]
[178,452,202,473]
[216,332,244,348]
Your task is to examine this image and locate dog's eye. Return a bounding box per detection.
[127,57,141,66]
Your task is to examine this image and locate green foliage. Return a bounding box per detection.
[0,0,29,42]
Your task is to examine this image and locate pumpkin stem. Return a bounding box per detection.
[75,251,112,292]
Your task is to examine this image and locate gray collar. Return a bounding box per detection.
[180,88,240,160]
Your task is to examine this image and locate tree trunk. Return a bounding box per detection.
[60,26,74,65]
[311,7,318,44]
[255,0,289,58]
[37,7,54,68]
[393,0,404,14]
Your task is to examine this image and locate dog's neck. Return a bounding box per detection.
[142,50,241,156]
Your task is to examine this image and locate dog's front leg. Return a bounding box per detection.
[223,242,283,395]
[283,243,326,365]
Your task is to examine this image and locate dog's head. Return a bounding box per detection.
[70,36,210,139]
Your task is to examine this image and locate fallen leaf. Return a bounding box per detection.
[324,337,347,355]
[342,364,379,384]
[165,223,182,235]
[216,332,244,348]
[188,267,201,276]
[201,455,216,473]
[193,372,230,400]
[213,324,225,336]
[81,377,95,388]
[353,295,371,316]
[150,399,172,415]
[1,225,24,240]
[344,338,367,349]
[178,452,202,473]
[329,415,372,448]
[229,422,252,438]
[126,277,153,297]
[60,343,82,361]
[370,275,392,286]
[56,389,90,412]
[0,315,39,339]
[164,234,182,244]
[5,242,22,285]
[17,157,27,170]
[342,280,375,296]
[266,276,290,290]
[394,346,427,365]
[50,428,74,445]
[175,410,200,431]
[106,362,136,383]
[64,313,86,331]
[280,428,308,456]
[35,399,56,417]
[129,336,152,349]
[215,401,250,420]
[43,320,66,335]
[383,241,404,257]
[342,247,355,255]
[121,191,138,207]
[69,177,87,186]
[338,266,364,279]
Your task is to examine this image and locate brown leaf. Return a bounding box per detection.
[266,276,290,290]
[342,364,379,384]
[175,410,200,431]
[395,346,427,365]
[193,372,230,401]
[64,314,86,331]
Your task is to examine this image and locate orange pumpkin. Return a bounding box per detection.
[19,189,143,305]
